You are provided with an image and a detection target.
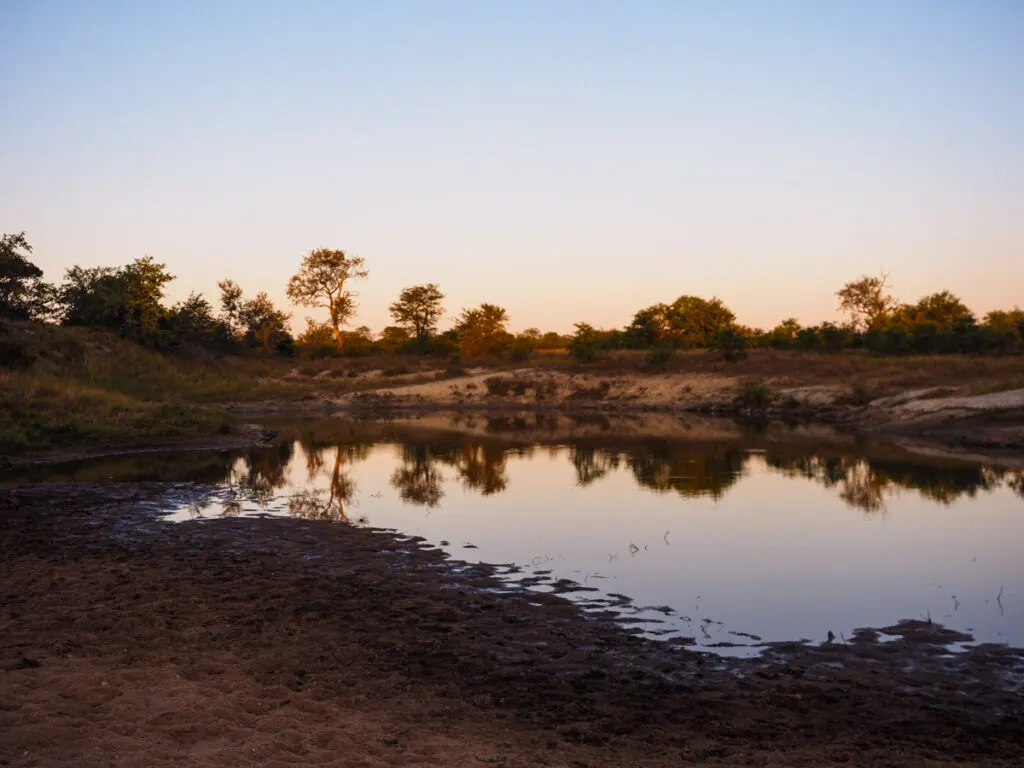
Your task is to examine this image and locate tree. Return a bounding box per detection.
[218,280,292,354]
[0,232,51,321]
[286,248,368,350]
[625,296,736,349]
[455,303,510,357]
[568,322,605,362]
[166,292,233,349]
[120,256,175,340]
[217,279,244,329]
[625,303,673,347]
[240,293,292,354]
[666,295,736,348]
[900,291,975,330]
[389,283,445,340]
[764,318,802,348]
[58,256,174,345]
[984,308,1024,335]
[837,273,896,331]
[377,325,411,352]
[296,318,337,352]
[710,327,748,362]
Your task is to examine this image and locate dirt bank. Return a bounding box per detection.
[243,365,1024,450]
[2,484,1022,766]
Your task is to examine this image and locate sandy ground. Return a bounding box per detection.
[3,483,1023,767]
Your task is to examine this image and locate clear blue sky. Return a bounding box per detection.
[2,1,1021,333]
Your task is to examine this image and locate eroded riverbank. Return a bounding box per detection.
[2,482,1023,766]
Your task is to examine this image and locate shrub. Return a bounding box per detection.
[567,381,611,400]
[710,327,748,363]
[795,327,821,351]
[734,380,772,408]
[645,344,673,368]
[506,336,535,363]
[835,383,875,407]
[818,322,850,353]
[484,376,514,396]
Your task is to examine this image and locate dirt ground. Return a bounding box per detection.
[2,483,1023,767]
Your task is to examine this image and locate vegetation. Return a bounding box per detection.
[455,303,510,358]
[389,283,445,342]
[3,228,1023,453]
[286,248,368,351]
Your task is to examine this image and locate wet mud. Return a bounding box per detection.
[2,483,1023,766]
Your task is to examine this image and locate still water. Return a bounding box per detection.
[12,415,1023,654]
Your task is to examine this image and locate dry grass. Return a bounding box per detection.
[0,370,231,452]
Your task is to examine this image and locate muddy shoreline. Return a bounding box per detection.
[2,483,1023,766]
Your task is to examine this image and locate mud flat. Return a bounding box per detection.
[2,483,1023,766]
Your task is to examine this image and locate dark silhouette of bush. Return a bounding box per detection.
[710,327,748,362]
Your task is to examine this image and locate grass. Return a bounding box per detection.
[0,370,232,452]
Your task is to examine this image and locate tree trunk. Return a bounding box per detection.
[331,320,345,351]
[329,297,344,351]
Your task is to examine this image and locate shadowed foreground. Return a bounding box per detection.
[2,485,1022,766]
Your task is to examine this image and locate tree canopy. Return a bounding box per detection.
[626,295,736,349]
[455,303,510,357]
[389,283,445,339]
[0,232,49,321]
[286,249,367,350]
[836,274,896,331]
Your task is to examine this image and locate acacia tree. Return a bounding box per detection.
[837,273,896,331]
[286,249,368,350]
[389,283,445,340]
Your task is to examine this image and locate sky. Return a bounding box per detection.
[1,0,1021,334]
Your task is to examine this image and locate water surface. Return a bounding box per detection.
[9,415,1022,654]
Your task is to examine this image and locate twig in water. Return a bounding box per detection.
[663,530,671,545]
[997,585,1004,616]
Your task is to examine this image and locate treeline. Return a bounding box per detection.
[567,283,1024,363]
[2,233,1022,363]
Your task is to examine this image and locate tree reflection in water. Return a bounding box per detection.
[443,443,509,495]
[289,443,369,522]
[570,446,620,486]
[391,444,444,507]
[198,429,1023,519]
[763,454,1012,514]
[627,444,747,499]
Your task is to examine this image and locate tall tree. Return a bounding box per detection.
[455,303,510,357]
[389,283,445,339]
[286,248,368,350]
[837,273,896,331]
